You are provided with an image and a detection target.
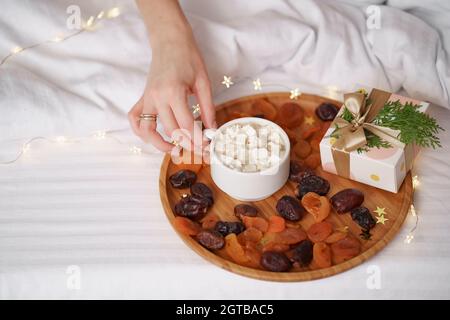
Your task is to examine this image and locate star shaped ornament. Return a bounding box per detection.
[253,78,262,91]
[289,88,301,100]
[374,206,387,216]
[376,215,389,225]
[221,76,233,88]
[305,116,315,125]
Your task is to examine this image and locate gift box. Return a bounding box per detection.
[319,88,430,193]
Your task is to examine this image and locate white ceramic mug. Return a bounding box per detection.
[210,117,290,201]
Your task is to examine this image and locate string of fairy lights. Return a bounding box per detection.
[0,7,419,244]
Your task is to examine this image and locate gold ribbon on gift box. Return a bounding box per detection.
[331,89,414,178]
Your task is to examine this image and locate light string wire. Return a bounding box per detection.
[0,7,121,67]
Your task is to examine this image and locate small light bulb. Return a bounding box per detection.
[253,78,262,91]
[410,204,417,217]
[52,35,64,43]
[93,131,106,140]
[55,136,67,143]
[97,11,105,19]
[404,233,414,244]
[191,104,200,114]
[11,46,23,54]
[412,175,420,189]
[22,143,30,153]
[107,7,121,18]
[129,146,142,155]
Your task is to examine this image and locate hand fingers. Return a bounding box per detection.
[170,89,203,153]
[156,100,180,140]
[195,75,216,129]
[139,102,174,152]
[128,96,144,136]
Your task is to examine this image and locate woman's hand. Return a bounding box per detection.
[129,0,215,152]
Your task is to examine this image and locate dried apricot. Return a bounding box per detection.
[278,103,304,128]
[201,213,220,229]
[304,153,321,169]
[325,231,347,244]
[307,221,333,243]
[242,216,269,233]
[173,217,202,236]
[262,242,290,253]
[267,215,286,233]
[293,139,311,159]
[252,99,278,121]
[313,242,332,268]
[237,227,263,245]
[274,227,307,245]
[331,236,361,264]
[244,245,262,268]
[281,126,298,145]
[310,138,321,152]
[301,192,330,222]
[225,233,249,265]
[302,126,321,140]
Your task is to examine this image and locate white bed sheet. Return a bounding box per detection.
[1,81,450,299]
[1,0,450,299]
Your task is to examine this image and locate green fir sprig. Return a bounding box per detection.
[331,100,443,153]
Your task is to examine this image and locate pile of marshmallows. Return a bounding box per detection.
[213,123,286,172]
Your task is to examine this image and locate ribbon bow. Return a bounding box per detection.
[333,92,404,152]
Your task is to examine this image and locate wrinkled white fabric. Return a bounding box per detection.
[0,0,449,143]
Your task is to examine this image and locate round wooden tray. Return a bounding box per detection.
[159,92,412,282]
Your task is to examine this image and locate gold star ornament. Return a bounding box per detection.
[374,206,387,216]
[305,115,315,125]
[221,76,233,88]
[376,215,389,225]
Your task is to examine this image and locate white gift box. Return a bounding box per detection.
[319,89,429,193]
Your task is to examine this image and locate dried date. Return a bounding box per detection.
[260,251,292,272]
[215,221,245,236]
[174,194,209,221]
[289,160,315,183]
[196,230,225,250]
[276,196,305,221]
[315,103,339,121]
[296,175,330,199]
[234,204,258,219]
[351,206,376,230]
[330,189,364,214]
[291,240,313,267]
[169,170,197,189]
[190,182,214,207]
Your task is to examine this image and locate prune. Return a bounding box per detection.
[276,196,306,221]
[296,175,330,199]
[169,170,197,189]
[330,189,364,214]
[260,251,292,272]
[351,206,376,231]
[291,240,313,266]
[315,102,339,121]
[174,194,209,221]
[313,242,332,268]
[173,217,202,236]
[215,221,245,236]
[234,204,258,218]
[289,160,315,183]
[307,221,333,243]
[301,192,330,222]
[190,182,214,207]
[196,230,225,250]
[242,216,269,233]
